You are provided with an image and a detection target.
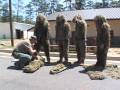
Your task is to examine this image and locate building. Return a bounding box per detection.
[47,8,120,46]
[0,22,34,39]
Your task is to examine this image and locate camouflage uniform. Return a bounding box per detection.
[34,15,50,63]
[95,16,111,68]
[73,16,87,64]
[56,15,71,63]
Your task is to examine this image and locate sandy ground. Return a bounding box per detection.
[0,39,120,57]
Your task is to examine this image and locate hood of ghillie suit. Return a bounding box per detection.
[56,15,66,24]
[72,15,82,23]
[94,15,107,29]
[36,14,48,26]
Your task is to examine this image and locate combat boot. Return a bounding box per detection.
[46,57,50,64]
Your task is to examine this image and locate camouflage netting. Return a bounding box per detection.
[87,71,105,80]
[104,65,120,79]
[23,56,45,73]
[50,63,67,74]
[83,64,120,80]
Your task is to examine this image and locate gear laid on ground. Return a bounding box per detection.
[83,64,120,80]
[104,64,120,79]
[50,63,67,74]
[87,71,105,80]
[23,56,45,73]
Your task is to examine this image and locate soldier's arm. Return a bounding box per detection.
[78,20,87,39]
[34,26,37,36]
[55,25,59,42]
[44,21,49,38]
[102,23,111,47]
[64,22,71,40]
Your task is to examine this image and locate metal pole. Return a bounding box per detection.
[9,0,14,46]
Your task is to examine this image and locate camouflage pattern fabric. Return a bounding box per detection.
[55,15,71,63]
[72,15,87,64]
[94,15,111,68]
[23,56,45,73]
[83,64,120,80]
[34,14,50,63]
[104,65,120,79]
[50,63,67,74]
[87,71,105,80]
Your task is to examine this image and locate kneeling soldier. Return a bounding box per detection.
[12,36,37,69]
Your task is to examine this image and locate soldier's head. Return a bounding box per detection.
[94,15,107,28]
[56,15,65,24]
[29,36,37,44]
[36,14,47,25]
[72,15,82,23]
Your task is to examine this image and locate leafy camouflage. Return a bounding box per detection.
[94,15,111,67]
[23,56,45,73]
[55,15,71,63]
[72,15,87,64]
[50,63,67,74]
[83,64,120,80]
[34,14,50,63]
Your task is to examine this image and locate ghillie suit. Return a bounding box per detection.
[72,15,87,65]
[50,63,67,74]
[55,15,71,64]
[23,56,45,73]
[50,62,71,74]
[83,64,120,80]
[94,15,111,68]
[34,14,50,63]
[83,65,105,80]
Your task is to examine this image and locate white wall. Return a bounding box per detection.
[0,22,34,39]
[0,22,16,39]
[27,31,34,39]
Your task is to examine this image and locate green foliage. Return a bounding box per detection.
[75,0,85,10]
[0,3,9,22]
[25,2,34,23]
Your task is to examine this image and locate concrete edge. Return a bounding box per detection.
[0,49,120,61]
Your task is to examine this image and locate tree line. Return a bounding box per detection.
[0,0,120,24]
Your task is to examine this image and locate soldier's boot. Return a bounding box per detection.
[79,58,84,66]
[57,51,63,63]
[14,60,29,70]
[45,51,50,64]
[46,57,50,64]
[96,59,106,68]
[14,61,21,69]
[57,57,63,63]
[63,54,69,65]
[74,58,84,66]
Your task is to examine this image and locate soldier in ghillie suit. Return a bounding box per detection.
[55,15,71,64]
[94,15,111,68]
[72,15,87,65]
[34,14,50,64]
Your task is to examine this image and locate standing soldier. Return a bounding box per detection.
[72,15,87,65]
[34,14,50,64]
[94,15,111,68]
[55,15,71,64]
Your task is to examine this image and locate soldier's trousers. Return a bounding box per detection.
[75,40,86,63]
[12,50,32,68]
[35,39,50,62]
[58,40,68,62]
[96,45,109,67]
